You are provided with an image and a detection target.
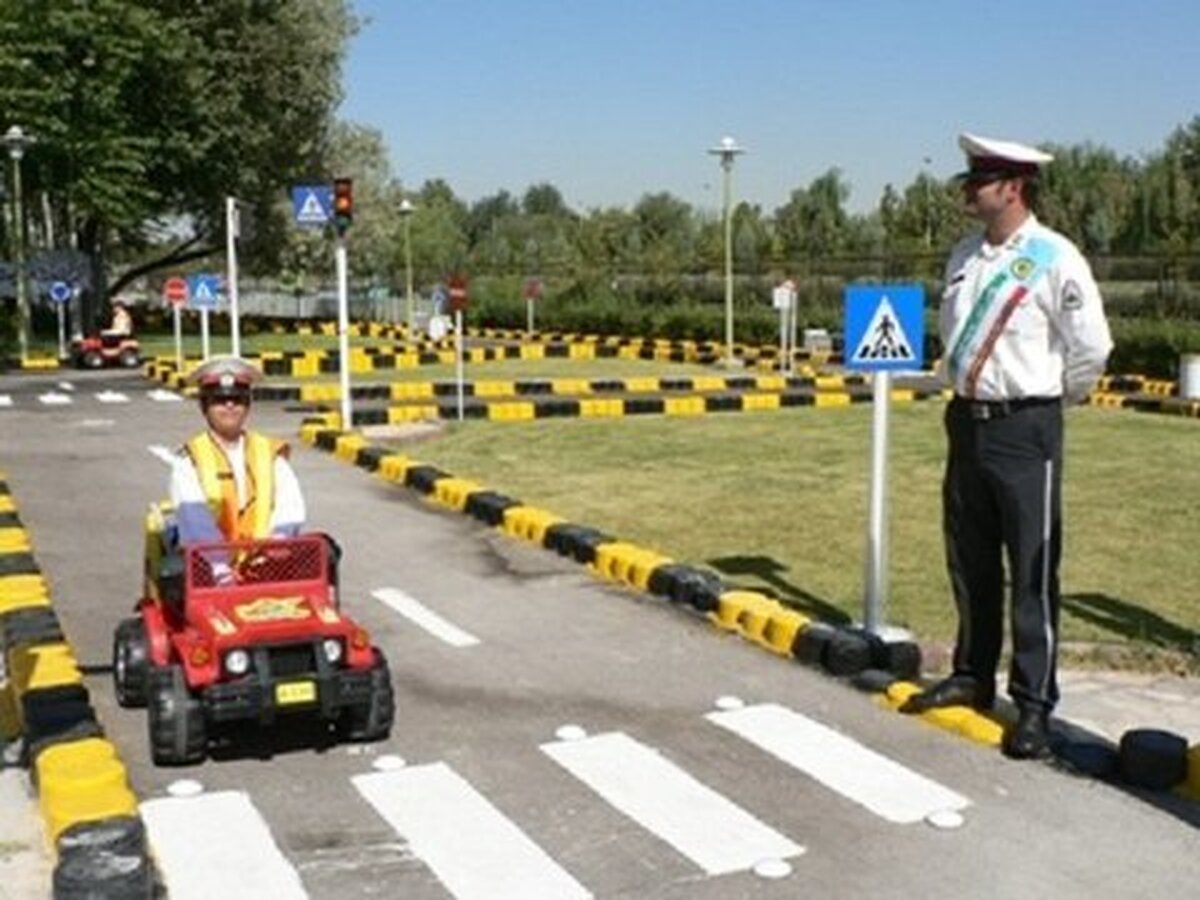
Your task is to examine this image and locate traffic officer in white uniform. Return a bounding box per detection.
[169,356,306,546]
[900,133,1113,759]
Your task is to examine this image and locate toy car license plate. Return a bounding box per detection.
[275,680,316,706]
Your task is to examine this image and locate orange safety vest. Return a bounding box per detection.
[184,431,288,541]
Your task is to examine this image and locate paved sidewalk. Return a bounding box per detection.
[1057,670,1200,745]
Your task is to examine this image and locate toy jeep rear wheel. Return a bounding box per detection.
[81,350,103,369]
[147,664,207,766]
[339,650,394,742]
[118,348,139,368]
[112,617,149,708]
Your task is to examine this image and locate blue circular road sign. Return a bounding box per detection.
[48,281,72,304]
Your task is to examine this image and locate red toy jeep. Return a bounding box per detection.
[113,529,394,765]
[71,332,141,369]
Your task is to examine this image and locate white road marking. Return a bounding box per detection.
[0,395,11,408]
[57,381,75,392]
[542,730,803,876]
[77,418,115,428]
[354,762,592,900]
[707,703,970,825]
[38,392,72,405]
[141,790,308,900]
[95,390,130,403]
[371,587,480,647]
[149,388,183,402]
[147,444,177,466]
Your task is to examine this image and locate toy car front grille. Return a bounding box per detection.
[268,644,316,678]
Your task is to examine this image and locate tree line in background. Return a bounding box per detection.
[2,1,1199,367]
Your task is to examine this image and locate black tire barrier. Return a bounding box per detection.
[669,567,725,613]
[464,491,521,527]
[0,479,9,494]
[645,563,692,600]
[0,551,40,576]
[353,407,388,426]
[0,510,22,526]
[822,628,873,677]
[1118,728,1189,790]
[22,685,98,747]
[868,636,923,680]
[404,465,449,495]
[1056,741,1120,779]
[314,429,342,452]
[850,668,899,694]
[793,622,836,667]
[353,446,392,472]
[1,607,64,653]
[52,845,155,900]
[570,529,618,566]
[57,814,146,862]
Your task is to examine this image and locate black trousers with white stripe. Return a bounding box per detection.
[943,397,1063,711]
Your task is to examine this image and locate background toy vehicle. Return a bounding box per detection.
[113,515,394,766]
[71,332,141,369]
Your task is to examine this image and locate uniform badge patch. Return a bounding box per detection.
[1062,280,1084,311]
[1011,257,1036,280]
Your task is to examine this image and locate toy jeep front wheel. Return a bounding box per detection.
[112,617,149,708]
[339,650,394,742]
[147,665,207,766]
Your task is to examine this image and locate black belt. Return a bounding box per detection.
[952,395,1060,421]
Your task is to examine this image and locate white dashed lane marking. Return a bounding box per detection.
[371,587,481,647]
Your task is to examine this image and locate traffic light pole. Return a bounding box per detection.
[226,197,242,358]
[335,236,352,431]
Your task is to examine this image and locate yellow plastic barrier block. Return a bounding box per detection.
[815,375,846,391]
[1089,392,1125,409]
[430,478,483,512]
[625,377,660,393]
[742,393,781,411]
[664,396,706,417]
[712,590,778,633]
[377,454,413,483]
[954,714,1004,746]
[475,381,515,398]
[37,739,139,843]
[814,392,852,408]
[388,404,439,423]
[0,497,14,513]
[0,682,20,740]
[500,506,564,544]
[890,389,915,403]
[0,582,51,614]
[625,549,673,591]
[568,344,596,360]
[881,680,923,710]
[436,351,457,365]
[550,378,592,396]
[334,434,367,462]
[9,642,83,694]
[760,608,811,656]
[579,399,624,418]
[616,346,641,360]
[487,402,535,422]
[0,528,31,552]
[691,376,726,392]
[391,381,435,400]
[519,344,545,360]
[754,376,786,391]
[299,383,340,404]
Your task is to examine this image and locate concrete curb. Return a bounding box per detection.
[300,415,1200,803]
[0,472,153,898]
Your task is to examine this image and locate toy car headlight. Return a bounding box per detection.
[224,649,251,676]
[322,638,344,664]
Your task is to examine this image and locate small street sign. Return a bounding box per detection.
[772,279,797,310]
[448,275,469,313]
[163,277,188,307]
[523,277,543,301]
[291,185,333,227]
[48,280,72,304]
[188,274,222,311]
[843,285,925,371]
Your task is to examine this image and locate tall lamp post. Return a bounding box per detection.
[398,198,416,336]
[4,125,35,364]
[708,135,745,367]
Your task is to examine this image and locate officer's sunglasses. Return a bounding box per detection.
[206,392,251,407]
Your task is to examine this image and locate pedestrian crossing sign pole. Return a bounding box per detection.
[843,284,925,636]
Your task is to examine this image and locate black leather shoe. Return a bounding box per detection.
[1002,707,1052,759]
[899,676,995,714]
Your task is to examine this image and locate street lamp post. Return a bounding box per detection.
[708,135,745,367]
[398,198,415,336]
[4,125,35,364]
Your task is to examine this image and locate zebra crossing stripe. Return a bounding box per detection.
[707,703,970,824]
[353,762,592,900]
[371,587,480,647]
[95,390,130,403]
[0,395,11,407]
[541,731,803,876]
[38,392,72,405]
[140,790,309,899]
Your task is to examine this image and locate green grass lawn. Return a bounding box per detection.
[379,402,1200,671]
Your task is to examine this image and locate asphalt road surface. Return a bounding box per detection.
[2,367,1197,899]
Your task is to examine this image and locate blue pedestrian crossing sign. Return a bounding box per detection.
[843,284,925,371]
[48,280,72,304]
[188,274,221,311]
[291,185,333,228]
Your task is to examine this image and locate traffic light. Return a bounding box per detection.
[333,178,353,234]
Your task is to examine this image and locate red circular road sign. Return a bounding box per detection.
[523,278,543,301]
[447,275,468,312]
[163,276,188,306]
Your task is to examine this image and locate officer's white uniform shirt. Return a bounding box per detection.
[939,215,1113,404]
[168,433,307,545]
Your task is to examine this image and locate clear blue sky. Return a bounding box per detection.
[340,0,1198,214]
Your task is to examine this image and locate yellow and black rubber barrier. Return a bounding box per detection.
[0,471,153,897]
[1089,374,1200,419]
[299,417,1200,799]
